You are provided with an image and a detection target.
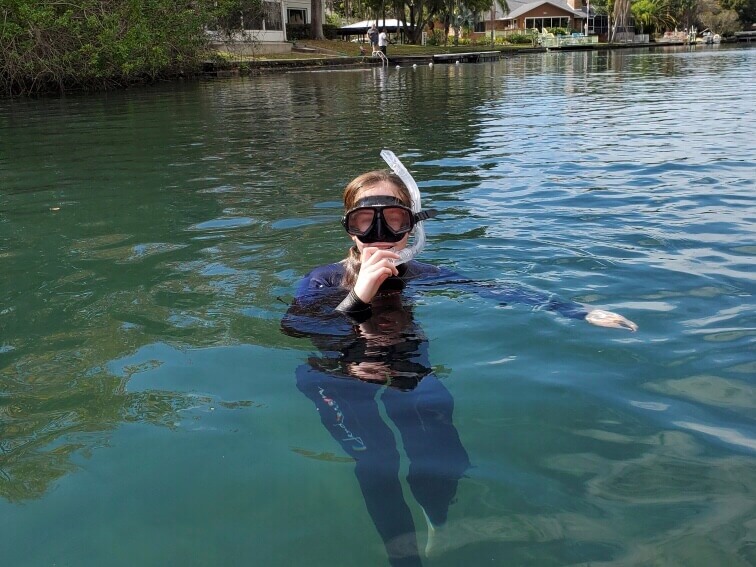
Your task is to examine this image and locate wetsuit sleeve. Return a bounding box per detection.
[335,290,372,323]
[281,264,368,338]
[414,266,589,320]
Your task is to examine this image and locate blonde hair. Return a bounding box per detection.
[341,170,411,288]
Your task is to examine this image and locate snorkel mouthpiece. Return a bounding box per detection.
[379,150,434,266]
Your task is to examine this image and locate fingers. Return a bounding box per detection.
[353,247,400,303]
[361,247,400,275]
[361,246,399,265]
[586,309,639,332]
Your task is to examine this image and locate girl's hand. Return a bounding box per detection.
[586,309,638,332]
[353,247,399,304]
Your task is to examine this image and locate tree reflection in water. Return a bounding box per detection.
[0,339,208,503]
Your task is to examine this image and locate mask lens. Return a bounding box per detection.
[346,208,377,235]
[382,207,412,234]
[343,203,414,241]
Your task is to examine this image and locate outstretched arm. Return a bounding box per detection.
[412,267,638,332]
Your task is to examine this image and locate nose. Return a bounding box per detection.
[372,214,387,241]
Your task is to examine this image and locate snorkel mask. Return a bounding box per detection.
[340,150,435,266]
[342,195,434,244]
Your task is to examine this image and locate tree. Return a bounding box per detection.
[312,0,325,39]
[631,0,675,33]
[361,0,507,46]
[590,0,613,15]
[718,0,756,24]
[697,0,743,32]
[0,0,257,97]
[610,0,631,40]
[668,0,698,28]
[399,0,448,44]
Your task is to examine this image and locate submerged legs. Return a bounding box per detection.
[296,367,421,565]
[296,367,469,565]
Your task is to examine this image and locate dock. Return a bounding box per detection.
[541,34,599,50]
[432,51,501,64]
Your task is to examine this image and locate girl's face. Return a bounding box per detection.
[349,182,410,253]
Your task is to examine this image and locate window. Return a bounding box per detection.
[208,1,282,31]
[524,17,570,31]
[287,8,306,25]
[245,1,283,30]
[264,1,283,30]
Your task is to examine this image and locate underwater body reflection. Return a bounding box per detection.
[282,289,470,565]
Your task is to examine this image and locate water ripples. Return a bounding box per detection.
[0,45,754,565]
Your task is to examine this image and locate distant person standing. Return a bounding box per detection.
[367,24,378,53]
[378,28,388,56]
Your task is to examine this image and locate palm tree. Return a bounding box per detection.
[631,0,675,34]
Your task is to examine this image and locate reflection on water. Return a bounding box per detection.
[0,46,754,565]
[282,291,469,565]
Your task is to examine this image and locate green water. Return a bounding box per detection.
[1,46,755,566]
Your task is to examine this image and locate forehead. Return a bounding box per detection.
[358,182,402,199]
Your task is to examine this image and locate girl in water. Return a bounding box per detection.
[281,155,637,566]
[288,163,638,332]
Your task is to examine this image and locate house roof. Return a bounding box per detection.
[504,0,586,19]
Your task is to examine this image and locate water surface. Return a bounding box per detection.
[1,45,755,566]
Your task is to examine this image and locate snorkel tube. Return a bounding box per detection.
[380,150,433,266]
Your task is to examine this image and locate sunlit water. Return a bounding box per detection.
[1,45,754,566]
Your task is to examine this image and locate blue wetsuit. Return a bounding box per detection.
[281,260,588,566]
[285,259,589,330]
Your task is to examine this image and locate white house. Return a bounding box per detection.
[208,0,326,55]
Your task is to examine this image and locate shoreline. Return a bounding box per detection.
[1,40,733,97]
[203,41,694,77]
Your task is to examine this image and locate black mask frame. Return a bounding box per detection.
[341,195,436,244]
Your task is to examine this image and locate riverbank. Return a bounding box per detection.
[202,39,690,77]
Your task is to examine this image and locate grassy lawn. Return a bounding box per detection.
[256,52,331,60]
[211,39,538,64]
[294,39,535,57]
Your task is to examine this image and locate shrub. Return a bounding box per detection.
[506,33,534,44]
[287,23,338,40]
[0,0,256,96]
[425,29,447,45]
[323,24,338,39]
[287,23,311,40]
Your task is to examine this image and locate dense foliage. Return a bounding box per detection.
[631,0,676,33]
[330,0,495,44]
[592,0,753,31]
[288,22,338,39]
[334,0,752,44]
[0,0,259,96]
